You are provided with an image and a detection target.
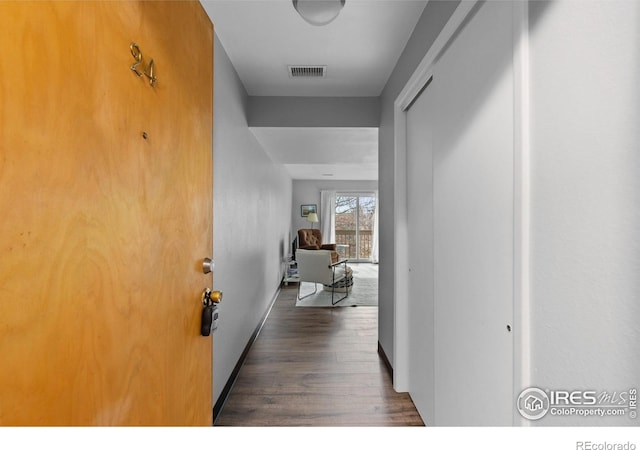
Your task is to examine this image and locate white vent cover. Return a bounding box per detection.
[288,65,327,78]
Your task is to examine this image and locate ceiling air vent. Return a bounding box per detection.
[288,65,327,78]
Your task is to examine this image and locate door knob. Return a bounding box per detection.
[202,287,223,305]
[202,257,214,274]
[210,290,223,303]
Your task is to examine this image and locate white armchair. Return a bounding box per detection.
[295,249,349,305]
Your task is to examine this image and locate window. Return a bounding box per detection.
[335,193,376,262]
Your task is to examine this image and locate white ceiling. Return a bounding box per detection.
[250,127,379,180]
[200,0,428,180]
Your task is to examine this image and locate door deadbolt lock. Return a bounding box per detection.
[202,257,214,274]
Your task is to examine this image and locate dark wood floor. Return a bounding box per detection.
[214,283,424,426]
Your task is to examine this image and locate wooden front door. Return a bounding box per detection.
[0,1,214,425]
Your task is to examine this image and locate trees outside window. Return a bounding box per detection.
[335,194,376,261]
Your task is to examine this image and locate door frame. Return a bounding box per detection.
[392,0,531,425]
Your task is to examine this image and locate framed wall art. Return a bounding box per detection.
[301,204,317,217]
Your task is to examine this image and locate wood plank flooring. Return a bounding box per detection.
[215,283,424,426]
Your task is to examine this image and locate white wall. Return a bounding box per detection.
[528,0,640,426]
[378,0,460,370]
[248,96,380,128]
[291,180,378,238]
[391,0,640,427]
[212,34,292,405]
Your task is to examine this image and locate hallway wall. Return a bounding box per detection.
[212,34,292,405]
[389,0,639,426]
[528,0,640,426]
[248,96,380,128]
[377,0,460,372]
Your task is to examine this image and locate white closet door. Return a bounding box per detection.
[406,78,436,424]
[432,1,515,425]
[405,0,515,426]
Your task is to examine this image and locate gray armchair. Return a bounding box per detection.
[295,249,349,305]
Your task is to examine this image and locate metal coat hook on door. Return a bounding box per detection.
[130,42,157,86]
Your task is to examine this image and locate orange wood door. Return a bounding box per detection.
[0,1,214,425]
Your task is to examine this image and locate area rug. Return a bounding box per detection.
[295,264,378,307]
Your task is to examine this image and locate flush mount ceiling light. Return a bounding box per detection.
[292,0,346,26]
